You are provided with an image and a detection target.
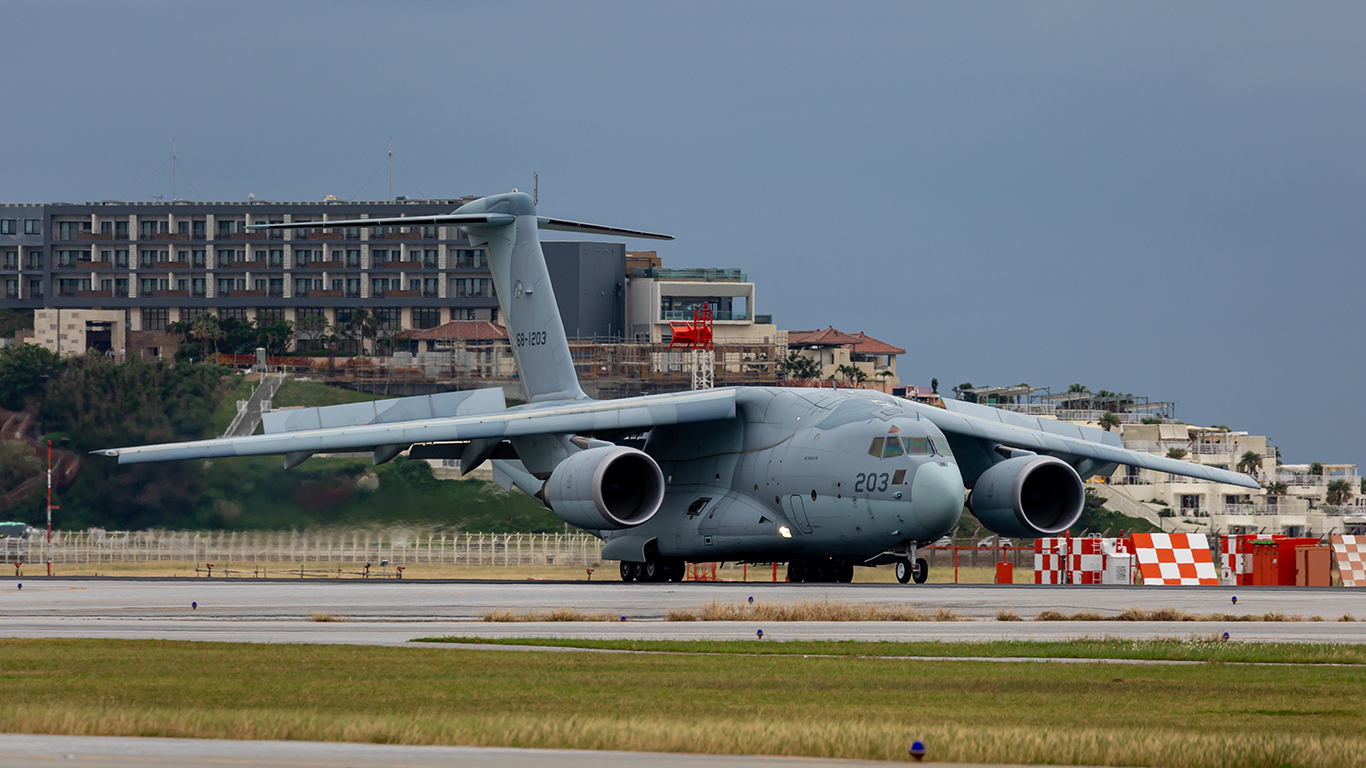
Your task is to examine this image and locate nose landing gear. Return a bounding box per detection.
[895,557,929,584]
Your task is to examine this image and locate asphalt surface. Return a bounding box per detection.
[0,735,950,768]
[1,578,1363,644]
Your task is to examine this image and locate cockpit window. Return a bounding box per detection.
[882,437,904,458]
[904,437,931,454]
[931,437,954,457]
[868,437,885,457]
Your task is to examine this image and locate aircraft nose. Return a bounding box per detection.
[911,460,965,533]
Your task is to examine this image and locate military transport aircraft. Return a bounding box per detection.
[97,191,1257,584]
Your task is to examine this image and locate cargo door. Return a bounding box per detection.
[786,495,813,534]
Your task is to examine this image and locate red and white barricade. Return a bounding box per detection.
[1131,532,1218,585]
[1220,534,1256,586]
[1330,535,1366,587]
[1034,537,1133,585]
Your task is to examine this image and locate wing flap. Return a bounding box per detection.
[97,389,736,465]
[246,213,515,231]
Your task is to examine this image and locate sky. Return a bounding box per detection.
[2,1,1363,468]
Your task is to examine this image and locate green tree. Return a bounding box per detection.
[1326,479,1353,507]
[1265,481,1288,498]
[1309,462,1324,476]
[0,442,42,495]
[1237,451,1262,476]
[294,314,330,353]
[957,382,976,403]
[1099,412,1121,431]
[0,308,34,339]
[254,316,295,356]
[930,377,938,394]
[778,351,821,381]
[0,343,64,411]
[1165,447,1188,460]
[189,313,224,360]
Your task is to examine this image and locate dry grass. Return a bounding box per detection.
[307,612,347,623]
[675,599,961,622]
[1029,607,1318,622]
[995,607,1022,621]
[2,639,1364,768]
[480,608,617,622]
[1342,614,1358,622]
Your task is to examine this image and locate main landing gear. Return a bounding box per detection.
[619,552,684,582]
[785,558,855,583]
[895,558,929,584]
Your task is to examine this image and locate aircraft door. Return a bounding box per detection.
[786,495,813,534]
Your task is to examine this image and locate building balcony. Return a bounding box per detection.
[152,233,189,242]
[140,289,191,298]
[382,289,420,298]
[217,289,266,298]
[660,309,749,322]
[76,232,106,241]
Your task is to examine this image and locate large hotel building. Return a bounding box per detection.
[1,197,502,350]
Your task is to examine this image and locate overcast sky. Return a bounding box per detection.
[3,2,1363,468]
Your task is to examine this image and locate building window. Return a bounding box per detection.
[0,220,15,234]
[375,308,400,331]
[28,279,43,298]
[24,219,40,235]
[141,308,169,331]
[4,279,17,299]
[372,277,390,296]
[335,308,354,326]
[257,308,285,322]
[57,221,81,241]
[3,251,15,269]
[221,308,248,322]
[413,308,440,329]
[372,249,388,265]
[346,249,360,267]
[294,249,310,267]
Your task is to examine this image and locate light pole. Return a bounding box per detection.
[46,440,54,576]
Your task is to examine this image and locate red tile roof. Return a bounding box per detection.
[406,321,508,341]
[786,326,904,355]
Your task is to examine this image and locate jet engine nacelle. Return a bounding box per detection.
[969,455,1084,538]
[544,445,665,531]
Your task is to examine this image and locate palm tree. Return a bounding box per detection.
[1237,451,1262,476]
[189,313,223,360]
[1166,447,1188,460]
[1099,412,1121,432]
[1326,479,1353,507]
[1265,481,1288,504]
[1309,462,1324,476]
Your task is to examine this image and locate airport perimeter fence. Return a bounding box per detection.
[9,530,606,568]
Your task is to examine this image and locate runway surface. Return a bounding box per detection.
[2,578,1363,645]
[0,735,941,768]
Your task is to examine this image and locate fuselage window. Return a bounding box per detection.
[882,437,904,458]
[868,437,885,457]
[931,437,954,457]
[905,437,931,454]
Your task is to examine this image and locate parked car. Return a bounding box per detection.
[976,538,1013,548]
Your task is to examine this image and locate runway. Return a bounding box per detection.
[0,735,930,768]
[2,578,1363,645]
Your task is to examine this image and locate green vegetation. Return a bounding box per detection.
[0,308,33,339]
[416,636,1366,665]
[0,347,555,531]
[1,638,1363,767]
[272,380,390,409]
[1077,488,1160,534]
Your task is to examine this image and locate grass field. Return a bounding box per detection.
[271,380,392,409]
[0,638,1362,767]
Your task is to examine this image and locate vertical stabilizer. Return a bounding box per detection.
[459,192,586,402]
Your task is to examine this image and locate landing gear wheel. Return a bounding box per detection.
[620,561,635,582]
[895,560,912,584]
[786,560,804,583]
[643,557,662,582]
[630,561,645,581]
[912,557,929,584]
[837,563,854,583]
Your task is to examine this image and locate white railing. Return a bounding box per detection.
[10,529,605,568]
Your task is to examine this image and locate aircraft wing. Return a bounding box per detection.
[95,388,735,465]
[915,398,1260,489]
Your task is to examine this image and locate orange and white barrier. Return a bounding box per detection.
[1034,537,1132,585]
[1330,535,1366,587]
[1131,533,1218,585]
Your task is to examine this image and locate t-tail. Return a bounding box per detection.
[245,191,672,403]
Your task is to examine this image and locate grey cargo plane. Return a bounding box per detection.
[97,191,1258,584]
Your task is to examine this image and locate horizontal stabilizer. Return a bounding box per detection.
[262,388,506,434]
[536,217,673,241]
[247,213,514,231]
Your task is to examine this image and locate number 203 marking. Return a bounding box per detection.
[854,472,889,493]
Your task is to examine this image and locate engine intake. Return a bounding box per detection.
[545,445,665,531]
[969,455,1084,538]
